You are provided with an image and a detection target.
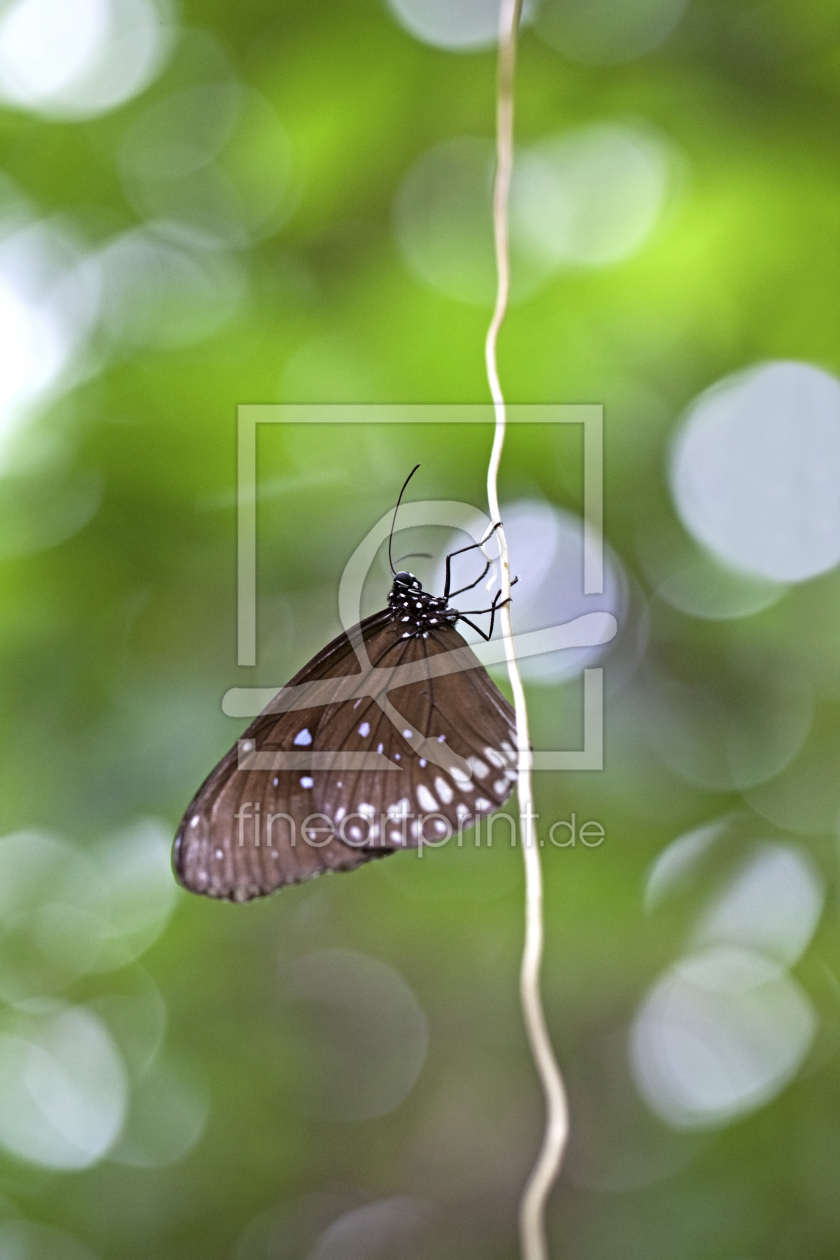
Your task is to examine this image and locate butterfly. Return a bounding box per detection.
[172,468,519,901]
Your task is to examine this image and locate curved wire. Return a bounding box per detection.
[484,4,570,1259]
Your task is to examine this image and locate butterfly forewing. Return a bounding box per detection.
[174,599,518,902]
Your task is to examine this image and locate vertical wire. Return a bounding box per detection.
[483,4,569,1258]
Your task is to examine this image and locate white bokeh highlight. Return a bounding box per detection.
[281,949,428,1121]
[85,818,181,970]
[394,124,674,305]
[88,968,168,1082]
[307,1198,431,1260]
[118,84,295,248]
[393,137,508,306]
[511,123,673,270]
[535,0,688,64]
[642,664,813,792]
[670,362,840,583]
[636,512,788,621]
[644,817,729,912]
[631,946,816,1130]
[0,1220,100,1260]
[0,830,103,999]
[0,1003,127,1168]
[387,0,503,49]
[654,555,787,620]
[90,223,247,350]
[0,0,174,119]
[691,843,824,968]
[0,821,179,1000]
[635,832,823,1130]
[0,213,99,464]
[109,1056,209,1168]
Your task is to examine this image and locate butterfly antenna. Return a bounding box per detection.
[389,464,420,574]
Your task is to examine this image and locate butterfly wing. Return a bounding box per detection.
[314,623,518,847]
[173,611,396,901]
[173,613,519,901]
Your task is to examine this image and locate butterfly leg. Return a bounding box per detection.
[443,522,503,599]
[446,559,491,600]
[455,583,516,640]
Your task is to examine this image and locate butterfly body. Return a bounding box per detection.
[173,567,518,903]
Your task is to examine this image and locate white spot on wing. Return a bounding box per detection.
[359,721,371,737]
[434,776,453,804]
[300,776,314,789]
[475,798,492,810]
[403,729,413,739]
[417,784,438,812]
[468,757,489,779]
[293,728,313,746]
[493,778,507,795]
[484,748,505,769]
[358,803,375,818]
[335,806,346,823]
[190,816,199,828]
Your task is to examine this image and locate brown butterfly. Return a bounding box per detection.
[172,469,519,901]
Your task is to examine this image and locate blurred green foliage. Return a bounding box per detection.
[1,0,840,1257]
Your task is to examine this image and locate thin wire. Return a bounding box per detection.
[484,4,569,1259]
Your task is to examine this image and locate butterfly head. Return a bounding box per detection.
[392,570,422,592]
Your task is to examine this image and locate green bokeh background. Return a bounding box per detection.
[2,0,840,1256]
